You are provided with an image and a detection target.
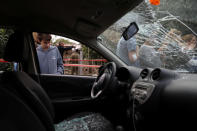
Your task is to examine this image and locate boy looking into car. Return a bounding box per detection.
[36,33,64,75]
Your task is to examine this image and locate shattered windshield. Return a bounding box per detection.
[99,0,197,73]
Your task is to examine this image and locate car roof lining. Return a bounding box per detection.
[0,0,143,42]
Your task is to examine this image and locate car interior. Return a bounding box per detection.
[1,0,197,131]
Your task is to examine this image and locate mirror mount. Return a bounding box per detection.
[122,22,139,40]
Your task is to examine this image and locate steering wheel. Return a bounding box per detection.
[91,62,116,99]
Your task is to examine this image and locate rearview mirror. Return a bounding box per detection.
[122,22,139,40]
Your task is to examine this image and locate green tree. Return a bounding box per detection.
[82,45,103,59]
[52,38,74,46]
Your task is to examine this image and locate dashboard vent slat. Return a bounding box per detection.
[140,69,149,79]
[151,68,161,81]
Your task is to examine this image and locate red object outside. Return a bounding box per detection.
[149,0,160,5]
[0,59,8,63]
[0,58,103,68]
[64,59,107,62]
[64,64,101,68]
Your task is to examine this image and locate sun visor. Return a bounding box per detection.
[75,20,100,38]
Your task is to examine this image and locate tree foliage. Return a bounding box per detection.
[52,38,74,46]
[53,37,103,60]
[81,45,103,59]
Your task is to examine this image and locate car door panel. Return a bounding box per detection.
[38,74,97,121]
[39,74,95,100]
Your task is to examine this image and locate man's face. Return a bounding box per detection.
[41,39,50,50]
[67,50,72,55]
[60,42,64,46]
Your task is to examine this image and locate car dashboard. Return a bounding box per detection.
[115,66,197,131]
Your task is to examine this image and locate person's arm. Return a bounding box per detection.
[127,38,139,63]
[158,43,168,52]
[128,50,138,63]
[63,46,74,51]
[56,48,64,75]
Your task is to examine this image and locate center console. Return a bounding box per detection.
[131,82,155,105]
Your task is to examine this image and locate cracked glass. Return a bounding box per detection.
[99,0,197,73]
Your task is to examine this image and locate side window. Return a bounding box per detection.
[0,28,15,72]
[34,33,107,76]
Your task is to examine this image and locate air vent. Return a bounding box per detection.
[151,69,161,81]
[140,69,149,79]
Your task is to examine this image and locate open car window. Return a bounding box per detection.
[33,33,107,76]
[99,0,197,73]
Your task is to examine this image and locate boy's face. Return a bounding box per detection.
[41,39,50,50]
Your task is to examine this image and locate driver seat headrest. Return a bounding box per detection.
[3,30,28,62]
